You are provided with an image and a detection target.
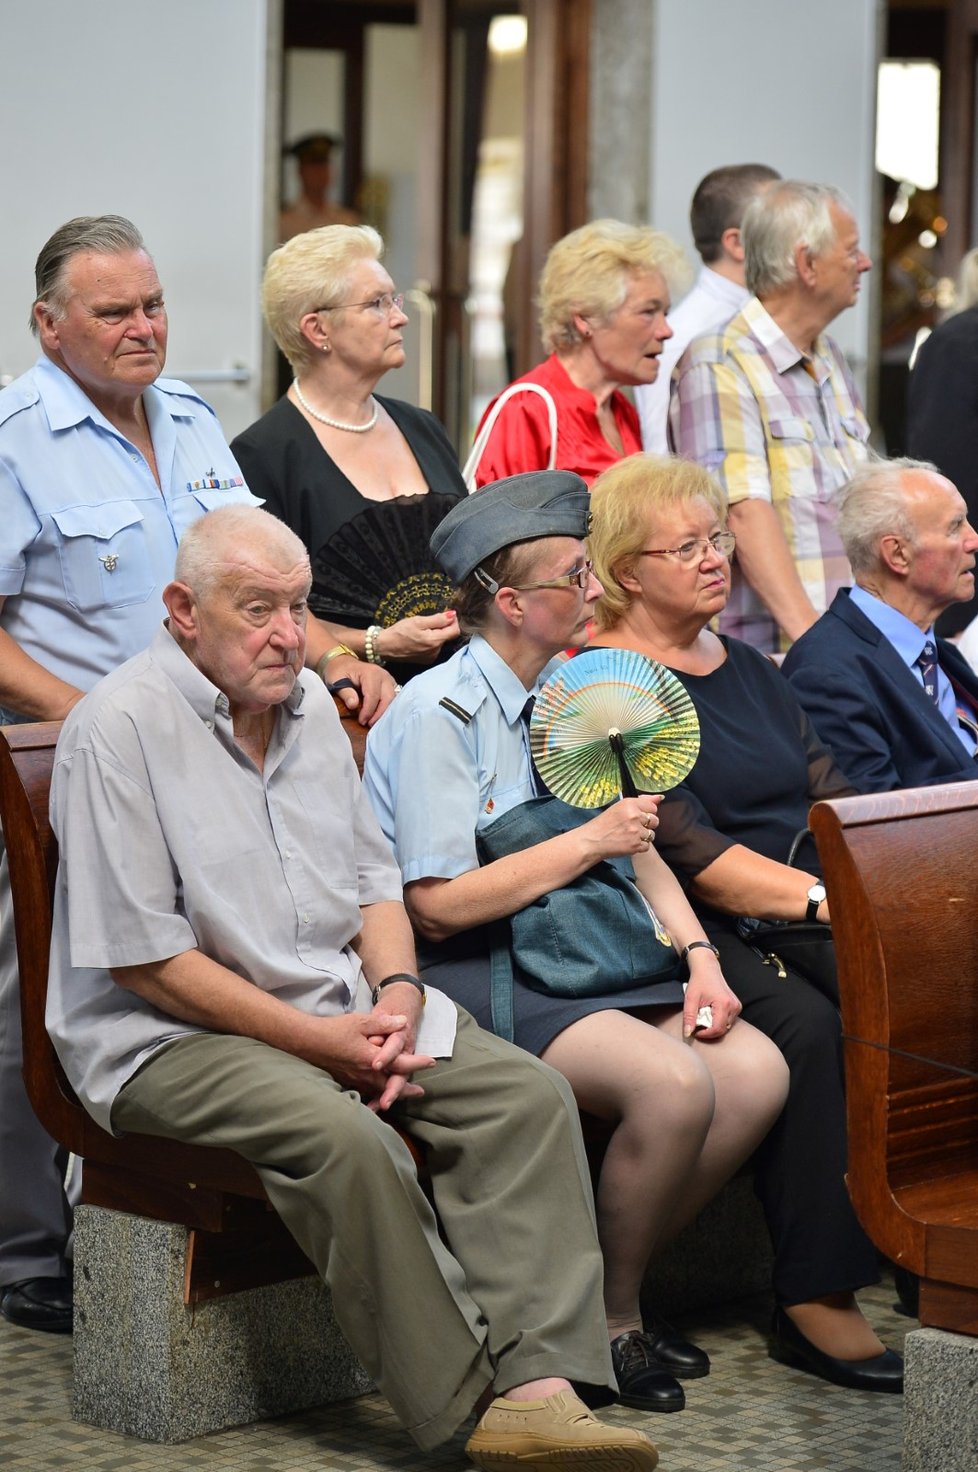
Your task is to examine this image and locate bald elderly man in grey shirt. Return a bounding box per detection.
[46,504,658,1471]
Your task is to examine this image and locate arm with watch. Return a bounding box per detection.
[630,842,743,1040]
[688,844,830,925]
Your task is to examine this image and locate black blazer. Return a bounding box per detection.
[781,588,978,792]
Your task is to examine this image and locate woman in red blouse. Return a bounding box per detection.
[471,220,689,488]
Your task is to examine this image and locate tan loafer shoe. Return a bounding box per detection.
[465,1388,659,1470]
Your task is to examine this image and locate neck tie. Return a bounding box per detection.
[520,696,548,797]
[916,641,940,706]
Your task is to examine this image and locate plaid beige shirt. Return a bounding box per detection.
[669,296,870,652]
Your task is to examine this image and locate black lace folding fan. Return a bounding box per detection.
[312,492,457,624]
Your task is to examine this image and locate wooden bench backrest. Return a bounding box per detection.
[0,700,371,1235]
[811,783,978,1318]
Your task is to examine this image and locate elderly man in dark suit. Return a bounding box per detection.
[782,457,978,793]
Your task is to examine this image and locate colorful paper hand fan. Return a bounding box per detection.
[530,648,700,807]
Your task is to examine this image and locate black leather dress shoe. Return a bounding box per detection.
[770,1307,903,1392]
[0,1275,73,1334]
[610,1329,686,1412]
[641,1312,710,1378]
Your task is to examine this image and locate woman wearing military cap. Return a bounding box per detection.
[364,470,788,1415]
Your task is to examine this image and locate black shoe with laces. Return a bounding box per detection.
[610,1329,686,1412]
[641,1312,711,1378]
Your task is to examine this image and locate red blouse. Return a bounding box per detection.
[472,354,642,489]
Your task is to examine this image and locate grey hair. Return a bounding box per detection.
[261,223,384,373]
[174,506,311,598]
[31,215,146,335]
[837,456,943,575]
[743,180,851,297]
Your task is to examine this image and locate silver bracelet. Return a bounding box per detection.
[680,940,720,963]
[364,624,386,665]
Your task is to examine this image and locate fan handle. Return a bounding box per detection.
[607,730,638,799]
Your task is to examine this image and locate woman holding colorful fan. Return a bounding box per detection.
[364,469,788,1415]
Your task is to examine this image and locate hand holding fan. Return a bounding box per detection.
[529,647,700,808]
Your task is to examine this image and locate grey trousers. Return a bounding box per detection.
[111,1006,615,1450]
[0,842,73,1285]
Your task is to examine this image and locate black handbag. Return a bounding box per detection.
[477,795,682,1041]
[736,829,838,1006]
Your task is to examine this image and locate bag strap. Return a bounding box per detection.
[461,382,559,492]
[786,827,811,868]
[488,924,516,1042]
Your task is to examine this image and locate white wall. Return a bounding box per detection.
[0,0,270,438]
[650,0,879,374]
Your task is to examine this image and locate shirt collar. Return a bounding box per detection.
[545,353,605,410]
[741,296,833,383]
[849,584,933,668]
[465,633,564,724]
[696,265,749,313]
[34,355,194,435]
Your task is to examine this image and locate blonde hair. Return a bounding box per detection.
[538,220,690,353]
[589,454,728,630]
[261,224,384,372]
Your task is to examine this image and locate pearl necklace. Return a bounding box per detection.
[292,379,378,433]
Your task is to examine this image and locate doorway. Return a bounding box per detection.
[280,0,589,450]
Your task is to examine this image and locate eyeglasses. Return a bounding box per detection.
[639,532,736,564]
[314,292,405,316]
[510,560,594,592]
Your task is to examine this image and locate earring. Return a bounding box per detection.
[322,342,331,353]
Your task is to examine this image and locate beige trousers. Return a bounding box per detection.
[111,1006,614,1449]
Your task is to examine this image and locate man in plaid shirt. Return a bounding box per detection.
[669,180,871,653]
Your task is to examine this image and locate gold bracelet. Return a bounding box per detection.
[315,644,356,682]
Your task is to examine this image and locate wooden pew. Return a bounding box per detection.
[811,782,978,1337]
[0,703,370,1307]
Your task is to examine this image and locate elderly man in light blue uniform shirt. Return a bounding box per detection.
[0,214,382,1335]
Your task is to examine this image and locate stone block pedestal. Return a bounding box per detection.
[903,1326,978,1471]
[72,1205,371,1443]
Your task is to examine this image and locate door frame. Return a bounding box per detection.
[281,0,590,437]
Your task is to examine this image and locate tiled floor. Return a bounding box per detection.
[0,1279,909,1471]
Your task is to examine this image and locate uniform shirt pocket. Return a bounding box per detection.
[51,501,156,611]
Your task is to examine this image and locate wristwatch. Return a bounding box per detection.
[805,882,827,921]
[371,973,426,1007]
